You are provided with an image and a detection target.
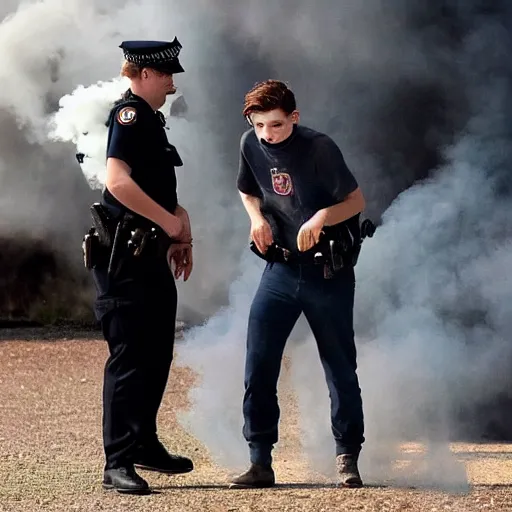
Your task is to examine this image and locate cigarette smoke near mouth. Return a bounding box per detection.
[1,0,511,490]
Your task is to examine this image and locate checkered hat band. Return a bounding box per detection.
[123,45,181,64]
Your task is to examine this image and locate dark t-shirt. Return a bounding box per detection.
[237,124,359,253]
[103,89,181,218]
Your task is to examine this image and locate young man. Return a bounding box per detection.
[89,38,193,495]
[231,80,366,488]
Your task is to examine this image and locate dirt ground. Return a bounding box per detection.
[0,334,511,512]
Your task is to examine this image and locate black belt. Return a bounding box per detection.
[250,241,323,266]
[282,250,321,265]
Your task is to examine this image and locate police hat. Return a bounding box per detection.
[119,38,185,74]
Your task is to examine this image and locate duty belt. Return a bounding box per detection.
[249,218,376,278]
[250,242,319,265]
[86,202,169,277]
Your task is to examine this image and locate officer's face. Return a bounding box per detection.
[161,73,177,96]
[250,109,299,144]
[143,69,176,98]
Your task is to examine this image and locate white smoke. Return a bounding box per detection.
[49,77,129,189]
[1,0,249,320]
[174,0,512,493]
[1,0,511,492]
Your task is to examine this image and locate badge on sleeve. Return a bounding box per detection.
[270,167,293,196]
[117,106,137,125]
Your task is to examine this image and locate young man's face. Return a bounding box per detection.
[250,108,299,144]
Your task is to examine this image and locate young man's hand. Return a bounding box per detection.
[297,212,326,252]
[251,217,273,254]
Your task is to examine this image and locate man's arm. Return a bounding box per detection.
[174,204,192,241]
[239,192,265,224]
[297,135,365,252]
[106,157,183,239]
[314,187,366,226]
[166,205,193,282]
[313,134,366,224]
[297,188,365,252]
[237,134,273,253]
[239,192,273,253]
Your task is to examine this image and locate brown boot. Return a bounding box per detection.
[336,454,363,488]
[229,463,276,489]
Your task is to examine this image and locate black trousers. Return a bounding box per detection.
[92,247,177,469]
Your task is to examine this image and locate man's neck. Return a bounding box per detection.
[129,84,163,111]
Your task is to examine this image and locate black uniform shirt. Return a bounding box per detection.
[103,89,182,218]
[237,124,359,253]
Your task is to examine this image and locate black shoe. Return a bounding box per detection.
[229,463,275,489]
[134,441,194,474]
[336,454,363,488]
[102,466,150,495]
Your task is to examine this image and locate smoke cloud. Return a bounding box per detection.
[1,0,511,490]
[174,0,512,490]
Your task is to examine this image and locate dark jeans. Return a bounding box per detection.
[242,262,364,466]
[92,243,177,470]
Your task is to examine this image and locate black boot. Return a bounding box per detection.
[102,466,150,495]
[336,454,363,488]
[229,463,276,489]
[134,440,194,474]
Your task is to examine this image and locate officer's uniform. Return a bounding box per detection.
[88,38,192,493]
[234,123,366,486]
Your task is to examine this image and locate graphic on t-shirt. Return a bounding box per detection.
[270,167,293,196]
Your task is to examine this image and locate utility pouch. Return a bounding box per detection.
[82,228,103,269]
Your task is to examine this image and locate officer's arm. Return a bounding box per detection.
[106,158,182,238]
[317,187,366,226]
[174,204,192,243]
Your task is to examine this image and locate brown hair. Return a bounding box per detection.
[120,60,171,80]
[120,60,142,79]
[242,80,297,117]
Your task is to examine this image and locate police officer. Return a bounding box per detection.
[230,80,367,489]
[90,38,194,495]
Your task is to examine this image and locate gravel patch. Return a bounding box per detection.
[0,337,511,511]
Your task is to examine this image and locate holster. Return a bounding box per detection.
[107,212,167,278]
[81,203,115,270]
[82,198,170,274]
[248,217,377,280]
[249,241,291,263]
[82,228,101,270]
[317,218,376,277]
[90,202,114,246]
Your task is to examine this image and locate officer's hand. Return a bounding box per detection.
[251,217,273,254]
[180,244,193,281]
[174,244,193,281]
[167,243,193,281]
[297,214,324,252]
